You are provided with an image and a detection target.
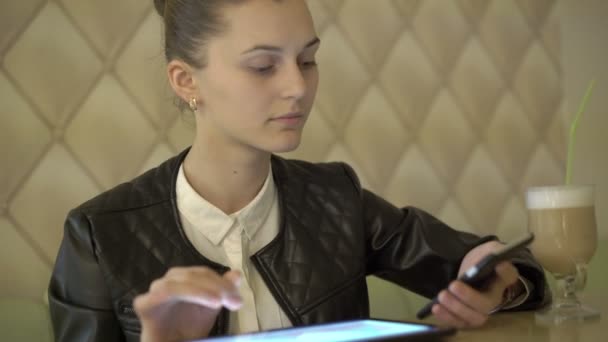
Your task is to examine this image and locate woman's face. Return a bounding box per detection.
[193,0,319,155]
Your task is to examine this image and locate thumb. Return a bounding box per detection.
[495,262,519,288]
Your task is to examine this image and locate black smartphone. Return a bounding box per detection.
[416,233,535,319]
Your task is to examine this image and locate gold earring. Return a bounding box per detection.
[188,98,198,112]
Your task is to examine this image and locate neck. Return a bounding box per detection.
[183,139,271,215]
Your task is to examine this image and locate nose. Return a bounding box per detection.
[279,62,307,100]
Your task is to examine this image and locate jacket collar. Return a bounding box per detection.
[161,148,290,263]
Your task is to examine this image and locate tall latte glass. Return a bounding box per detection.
[526,185,600,324]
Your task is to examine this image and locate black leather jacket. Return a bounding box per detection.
[49,149,548,341]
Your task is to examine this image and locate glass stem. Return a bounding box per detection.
[554,274,581,309]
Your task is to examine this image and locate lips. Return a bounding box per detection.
[271,112,305,126]
[273,112,303,120]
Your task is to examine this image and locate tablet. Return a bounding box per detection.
[193,319,455,341]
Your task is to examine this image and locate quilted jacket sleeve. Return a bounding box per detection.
[340,163,549,310]
[49,210,125,342]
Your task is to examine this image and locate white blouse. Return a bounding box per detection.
[176,164,291,334]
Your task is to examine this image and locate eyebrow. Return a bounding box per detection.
[241,37,321,55]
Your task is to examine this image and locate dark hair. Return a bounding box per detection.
[153,0,244,68]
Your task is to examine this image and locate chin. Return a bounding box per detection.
[271,140,301,153]
[266,134,302,154]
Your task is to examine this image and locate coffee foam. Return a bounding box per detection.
[526,185,594,209]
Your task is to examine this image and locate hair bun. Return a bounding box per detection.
[153,0,167,17]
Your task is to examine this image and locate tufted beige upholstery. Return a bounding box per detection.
[7,1,607,337]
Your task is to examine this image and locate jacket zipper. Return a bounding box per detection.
[119,303,136,316]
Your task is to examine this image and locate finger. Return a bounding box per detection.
[487,262,522,310]
[494,262,519,288]
[437,290,488,327]
[149,279,225,309]
[165,266,223,282]
[458,241,503,277]
[220,270,244,310]
[167,267,236,289]
[431,303,467,329]
[136,277,242,316]
[171,279,243,311]
[166,267,242,300]
[223,270,242,287]
[167,268,243,310]
[150,276,225,304]
[448,281,494,315]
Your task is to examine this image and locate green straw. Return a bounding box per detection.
[565,80,596,185]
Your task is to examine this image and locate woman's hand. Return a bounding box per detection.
[431,241,522,328]
[134,267,242,342]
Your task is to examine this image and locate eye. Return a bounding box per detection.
[300,60,318,69]
[251,65,276,74]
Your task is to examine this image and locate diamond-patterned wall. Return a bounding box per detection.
[1,0,566,301]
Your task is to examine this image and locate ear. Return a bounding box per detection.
[167,60,199,104]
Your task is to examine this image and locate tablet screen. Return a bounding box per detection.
[195,319,451,342]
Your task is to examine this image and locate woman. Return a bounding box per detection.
[48,1,549,341]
